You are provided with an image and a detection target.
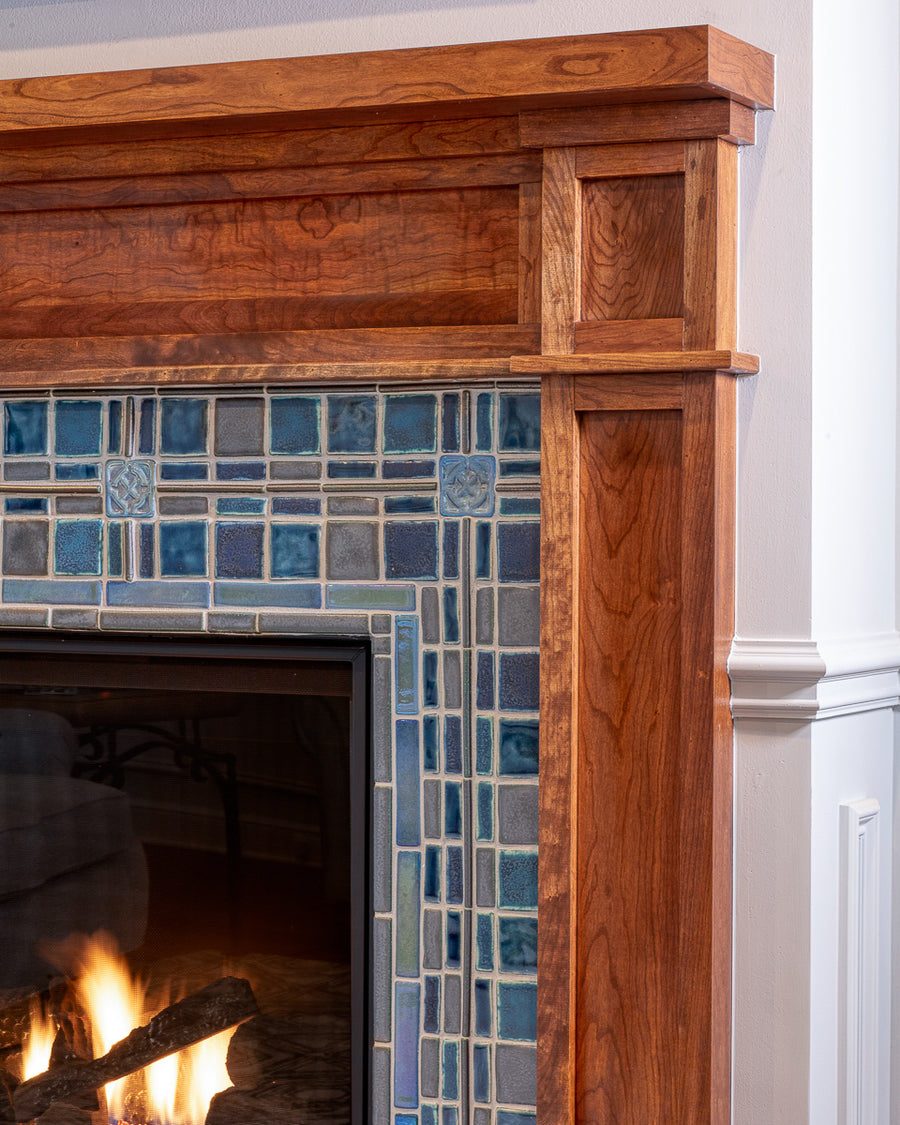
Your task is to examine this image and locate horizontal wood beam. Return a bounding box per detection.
[512,350,759,375]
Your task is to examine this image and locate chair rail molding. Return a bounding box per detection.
[729,633,900,721]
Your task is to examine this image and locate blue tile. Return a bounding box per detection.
[422,1108,437,1125]
[499,393,541,451]
[55,464,99,481]
[476,717,493,774]
[271,496,321,515]
[383,394,437,453]
[441,1041,458,1101]
[216,498,265,515]
[215,522,264,579]
[270,396,320,454]
[383,460,435,479]
[424,976,440,1034]
[107,581,209,608]
[499,917,538,974]
[444,716,462,774]
[423,716,438,771]
[473,1044,490,1103]
[442,523,459,580]
[498,852,538,910]
[216,462,266,481]
[499,460,540,477]
[444,782,462,838]
[385,497,435,514]
[476,392,493,451]
[477,914,494,971]
[395,1116,417,1125]
[3,579,100,605]
[5,499,47,513]
[55,520,102,576]
[395,615,419,715]
[214,582,321,608]
[326,584,414,610]
[446,911,461,967]
[396,852,421,978]
[474,979,492,1036]
[499,653,539,711]
[477,652,494,709]
[439,456,496,517]
[327,461,377,479]
[499,720,539,775]
[396,719,421,847]
[139,523,154,578]
[105,460,155,519]
[497,1114,536,1125]
[500,497,540,516]
[442,1108,458,1125]
[477,782,493,841]
[423,651,438,708]
[108,523,123,577]
[442,587,459,644]
[107,401,122,453]
[159,521,207,577]
[498,523,539,582]
[446,847,463,905]
[475,522,491,579]
[386,522,438,580]
[441,393,460,452]
[55,400,102,457]
[424,846,441,902]
[393,982,420,1108]
[160,398,207,455]
[139,400,157,454]
[327,394,376,453]
[5,401,48,455]
[160,463,208,481]
[498,983,537,1041]
[271,523,319,578]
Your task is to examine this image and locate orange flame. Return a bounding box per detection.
[21,997,55,1081]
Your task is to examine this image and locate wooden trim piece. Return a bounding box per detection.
[541,147,580,354]
[511,349,759,375]
[683,139,738,349]
[0,27,774,140]
[519,181,543,324]
[538,374,580,1125]
[575,141,685,178]
[519,99,756,148]
[573,373,683,411]
[574,317,684,353]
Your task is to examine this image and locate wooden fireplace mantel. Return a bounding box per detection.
[0,27,774,1123]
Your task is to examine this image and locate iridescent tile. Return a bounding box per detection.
[55,464,99,481]
[473,1044,491,1103]
[442,1041,459,1101]
[385,521,438,580]
[500,497,540,516]
[385,497,435,515]
[270,396,320,454]
[476,717,493,774]
[271,497,320,515]
[446,847,463,904]
[54,520,102,576]
[424,845,441,902]
[215,462,266,481]
[477,913,494,971]
[497,523,539,583]
[474,979,492,1036]
[327,394,376,453]
[423,651,438,707]
[442,587,459,643]
[383,460,436,479]
[159,521,207,577]
[444,782,462,838]
[499,653,539,711]
[139,399,156,455]
[499,917,537,974]
[215,522,264,580]
[214,397,264,456]
[107,401,122,454]
[216,498,265,515]
[477,652,494,710]
[498,720,538,776]
[3,579,100,605]
[476,392,493,451]
[160,463,208,481]
[55,400,102,457]
[442,523,459,579]
[423,716,438,771]
[498,393,541,452]
[383,394,437,453]
[498,852,538,910]
[160,398,207,455]
[107,581,209,608]
[441,393,460,452]
[214,583,321,609]
[446,910,461,966]
[395,719,421,847]
[477,782,494,841]
[271,524,319,579]
[2,521,48,575]
[498,983,537,1041]
[4,401,48,455]
[395,615,419,715]
[393,981,420,1108]
[444,717,462,774]
[326,584,413,611]
[5,499,46,514]
[395,852,421,978]
[424,977,440,1034]
[475,522,491,579]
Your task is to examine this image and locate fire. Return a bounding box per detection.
[29,933,233,1125]
[21,998,55,1081]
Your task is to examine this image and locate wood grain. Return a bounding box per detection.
[576,407,682,1121]
[518,181,543,323]
[573,373,683,411]
[510,350,758,375]
[575,141,685,179]
[683,138,737,349]
[538,375,579,1125]
[574,316,683,353]
[519,99,755,148]
[541,147,579,353]
[581,174,685,322]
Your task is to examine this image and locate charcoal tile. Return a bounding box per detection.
[441,393,460,452]
[497,523,539,583]
[0,607,48,627]
[473,1112,491,1125]
[107,400,122,453]
[271,496,320,515]
[2,520,48,575]
[107,581,209,608]
[474,978,492,1037]
[498,982,537,1041]
[423,779,441,840]
[373,917,392,1043]
[473,1044,490,1103]
[215,522,264,579]
[385,496,435,514]
[216,462,266,481]
[442,1040,459,1101]
[160,463,207,481]
[424,845,440,902]
[372,1047,390,1125]
[327,394,376,453]
[497,587,540,647]
[270,396,320,454]
[499,917,537,974]
[442,586,459,644]
[385,521,438,580]
[139,524,154,578]
[475,587,494,644]
[477,782,494,841]
[476,717,493,775]
[326,496,378,516]
[3,579,99,605]
[424,976,440,1034]
[443,650,461,709]
[498,720,538,776]
[476,848,495,907]
[476,392,492,451]
[443,521,459,579]
[420,586,440,643]
[107,523,123,577]
[257,612,366,633]
[371,613,391,634]
[498,852,538,910]
[423,909,442,969]
[271,523,319,578]
[373,656,391,783]
[499,497,540,516]
[55,400,102,457]
[4,462,49,481]
[372,635,391,654]
[498,393,541,451]
[444,781,462,838]
[99,610,205,631]
[499,459,540,477]
[327,461,376,479]
[475,521,491,578]
[444,716,462,773]
[269,461,321,480]
[446,910,461,967]
[383,393,437,453]
[208,612,257,633]
[423,650,438,708]
[5,401,48,455]
[420,1036,440,1099]
[138,399,156,454]
[498,785,538,845]
[476,651,494,709]
[159,521,207,577]
[55,463,99,482]
[495,1045,536,1106]
[56,496,102,516]
[446,847,464,904]
[498,653,539,711]
[214,397,264,455]
[476,913,494,971]
[326,521,379,580]
[423,715,438,771]
[444,974,461,1035]
[382,459,435,479]
[373,785,392,911]
[160,398,207,454]
[215,583,321,609]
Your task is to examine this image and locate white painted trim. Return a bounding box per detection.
[838,798,881,1125]
[729,633,900,720]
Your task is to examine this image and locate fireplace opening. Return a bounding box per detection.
[0,632,369,1125]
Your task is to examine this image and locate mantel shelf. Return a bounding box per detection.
[511,349,760,376]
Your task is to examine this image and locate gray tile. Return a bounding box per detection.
[269,461,321,480]
[420,586,439,643]
[373,656,391,783]
[444,973,461,1035]
[443,650,461,709]
[4,462,49,481]
[159,496,209,515]
[371,1047,391,1125]
[51,608,98,630]
[420,1037,440,1099]
[372,635,391,654]
[215,397,265,455]
[0,607,48,627]
[215,583,320,609]
[373,785,392,912]
[258,612,367,634]
[3,579,100,605]
[56,496,103,515]
[326,522,379,580]
[327,496,378,516]
[423,779,441,840]
[476,848,495,907]
[498,587,540,647]
[372,917,392,1043]
[476,586,494,644]
[498,785,539,845]
[371,613,391,634]
[423,909,442,969]
[208,612,257,633]
[495,1044,536,1106]
[474,1110,492,1125]
[99,610,205,631]
[2,520,48,575]
[107,581,209,608]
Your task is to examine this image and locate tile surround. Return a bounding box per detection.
[0,383,540,1122]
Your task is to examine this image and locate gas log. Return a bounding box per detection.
[13,978,257,1122]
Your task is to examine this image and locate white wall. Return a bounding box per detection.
[1,0,898,1121]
